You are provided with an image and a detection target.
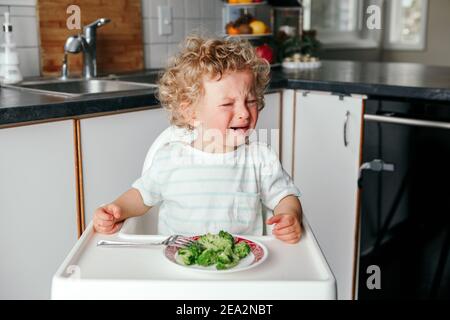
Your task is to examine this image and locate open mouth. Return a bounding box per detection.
[229,126,250,133]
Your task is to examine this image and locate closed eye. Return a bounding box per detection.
[220,103,234,107]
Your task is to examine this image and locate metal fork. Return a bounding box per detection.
[96,235,195,248]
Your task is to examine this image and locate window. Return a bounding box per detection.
[303,0,360,33]
[384,0,428,50]
[302,0,379,48]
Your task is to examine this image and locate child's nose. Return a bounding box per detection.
[236,104,250,119]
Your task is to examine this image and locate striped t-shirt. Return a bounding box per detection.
[132,141,301,236]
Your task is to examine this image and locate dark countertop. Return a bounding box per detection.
[2,60,450,127]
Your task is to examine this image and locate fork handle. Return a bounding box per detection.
[97,240,161,247]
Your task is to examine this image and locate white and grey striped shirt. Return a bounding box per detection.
[132,141,301,236]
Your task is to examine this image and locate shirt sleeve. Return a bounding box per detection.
[132,150,164,207]
[259,145,301,210]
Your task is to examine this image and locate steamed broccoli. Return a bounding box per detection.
[234,241,251,259]
[177,247,196,265]
[219,230,235,248]
[177,242,203,265]
[176,230,252,270]
[216,246,240,270]
[216,258,239,270]
[197,232,234,251]
[196,249,218,266]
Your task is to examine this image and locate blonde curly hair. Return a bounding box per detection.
[156,35,271,129]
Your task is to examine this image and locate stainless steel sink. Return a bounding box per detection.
[108,73,160,85]
[2,79,157,97]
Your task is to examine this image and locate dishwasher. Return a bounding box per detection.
[357,98,450,299]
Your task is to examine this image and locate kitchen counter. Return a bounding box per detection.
[2,60,450,127]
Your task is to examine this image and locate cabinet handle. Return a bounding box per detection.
[343,111,350,147]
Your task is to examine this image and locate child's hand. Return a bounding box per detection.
[93,204,124,234]
[266,214,302,244]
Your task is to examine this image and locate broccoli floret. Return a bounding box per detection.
[178,247,196,265]
[218,230,235,248]
[197,232,234,251]
[217,246,234,264]
[177,242,204,266]
[234,241,251,259]
[188,242,204,256]
[196,249,218,266]
[217,253,239,270]
[216,247,240,270]
[177,231,249,270]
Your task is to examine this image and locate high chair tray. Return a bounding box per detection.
[52,217,336,299]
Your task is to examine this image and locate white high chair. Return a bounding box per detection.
[51,126,336,299]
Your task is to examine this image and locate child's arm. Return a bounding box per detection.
[266,195,303,244]
[93,188,151,234]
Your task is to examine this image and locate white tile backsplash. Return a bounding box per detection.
[9,5,35,16]
[185,18,202,35]
[0,0,36,5]
[168,0,184,19]
[168,42,181,58]
[10,16,38,47]
[146,43,168,68]
[200,0,216,19]
[0,1,224,73]
[184,0,201,19]
[0,4,40,76]
[142,0,168,19]
[145,1,222,68]
[202,19,218,35]
[168,18,185,43]
[17,47,39,77]
[149,18,169,43]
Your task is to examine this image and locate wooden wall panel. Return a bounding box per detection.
[37,0,144,76]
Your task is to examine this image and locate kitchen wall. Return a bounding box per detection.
[382,0,450,67]
[0,0,223,77]
[141,0,222,68]
[0,0,40,77]
[4,0,448,77]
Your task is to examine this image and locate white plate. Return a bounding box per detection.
[164,235,268,273]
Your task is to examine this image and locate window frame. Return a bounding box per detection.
[383,0,429,51]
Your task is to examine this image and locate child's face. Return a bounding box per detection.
[190,70,259,152]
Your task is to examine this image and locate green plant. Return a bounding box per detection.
[277,30,321,61]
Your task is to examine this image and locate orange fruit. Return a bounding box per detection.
[227,25,240,35]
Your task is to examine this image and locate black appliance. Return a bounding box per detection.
[358,99,450,299]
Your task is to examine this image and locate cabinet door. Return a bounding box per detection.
[80,108,169,225]
[0,121,78,299]
[281,89,296,176]
[253,92,281,157]
[294,91,364,300]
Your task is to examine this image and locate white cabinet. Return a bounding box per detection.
[281,89,296,176]
[253,92,281,157]
[293,91,364,300]
[0,120,78,299]
[80,108,169,225]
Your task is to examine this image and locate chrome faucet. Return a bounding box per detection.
[61,18,111,79]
